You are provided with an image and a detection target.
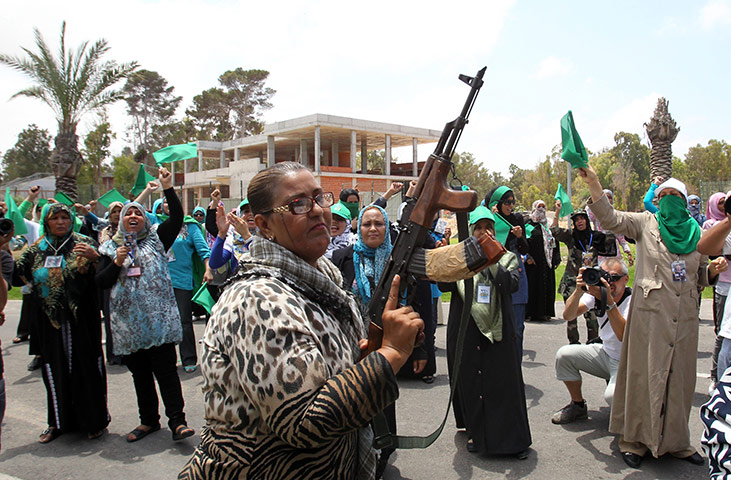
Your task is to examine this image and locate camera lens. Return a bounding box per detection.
[0,218,14,236]
[583,267,602,286]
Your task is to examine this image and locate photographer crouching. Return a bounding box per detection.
[551,258,630,425]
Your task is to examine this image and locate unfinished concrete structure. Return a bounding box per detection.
[178,113,442,212]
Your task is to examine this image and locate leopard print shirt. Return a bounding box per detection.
[180,273,398,479]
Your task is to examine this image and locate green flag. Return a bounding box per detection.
[192,282,216,315]
[97,188,127,207]
[130,163,157,197]
[4,189,28,236]
[153,142,197,165]
[554,183,574,218]
[560,110,589,169]
[54,191,74,206]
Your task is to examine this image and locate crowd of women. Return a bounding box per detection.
[3,159,731,478]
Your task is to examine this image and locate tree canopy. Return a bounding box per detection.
[1,124,52,181]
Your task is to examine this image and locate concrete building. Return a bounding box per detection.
[177,113,442,213]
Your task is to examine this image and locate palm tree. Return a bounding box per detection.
[644,97,679,180]
[0,22,137,199]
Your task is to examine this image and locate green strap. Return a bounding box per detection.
[371,210,474,450]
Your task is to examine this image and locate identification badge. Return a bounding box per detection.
[671,260,687,282]
[167,250,176,263]
[547,236,556,249]
[127,266,142,277]
[477,284,491,304]
[20,284,32,295]
[44,255,63,268]
[582,252,594,266]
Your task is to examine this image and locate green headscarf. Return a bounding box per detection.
[656,195,701,255]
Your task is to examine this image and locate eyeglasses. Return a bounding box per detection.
[266,192,335,215]
[608,273,625,283]
[193,212,204,217]
[503,199,516,205]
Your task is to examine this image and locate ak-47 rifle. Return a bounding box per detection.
[363,66,505,354]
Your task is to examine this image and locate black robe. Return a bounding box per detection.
[442,259,532,455]
[525,221,561,320]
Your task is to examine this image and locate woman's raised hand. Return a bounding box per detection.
[215,205,230,239]
[158,167,173,189]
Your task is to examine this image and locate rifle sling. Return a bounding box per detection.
[371,210,474,450]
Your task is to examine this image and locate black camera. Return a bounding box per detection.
[582,266,611,286]
[0,218,14,236]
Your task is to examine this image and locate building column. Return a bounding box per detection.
[412,137,419,176]
[300,139,308,166]
[220,150,225,169]
[267,135,276,167]
[385,134,391,176]
[350,131,357,173]
[198,150,203,172]
[184,157,188,173]
[332,141,339,167]
[361,137,367,174]
[234,147,240,163]
[314,126,321,174]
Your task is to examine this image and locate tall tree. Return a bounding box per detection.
[123,69,181,164]
[78,120,114,198]
[219,68,275,137]
[644,97,679,180]
[187,68,275,141]
[1,124,52,181]
[0,21,137,199]
[451,152,505,200]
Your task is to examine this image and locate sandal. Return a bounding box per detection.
[88,428,106,440]
[12,335,28,344]
[39,427,62,444]
[184,365,197,373]
[421,375,435,384]
[127,423,161,443]
[172,424,195,441]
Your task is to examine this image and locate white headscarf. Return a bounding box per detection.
[655,178,688,201]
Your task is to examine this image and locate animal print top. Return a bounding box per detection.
[179,237,399,480]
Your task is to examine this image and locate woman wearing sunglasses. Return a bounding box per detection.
[180,162,423,480]
[485,186,530,356]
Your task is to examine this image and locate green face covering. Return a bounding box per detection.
[342,201,360,220]
[656,194,701,255]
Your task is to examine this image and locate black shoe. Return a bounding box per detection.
[622,452,643,469]
[551,401,588,424]
[682,452,704,465]
[27,356,42,371]
[515,449,529,460]
[466,439,477,453]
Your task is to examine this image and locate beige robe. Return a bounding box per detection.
[589,195,712,457]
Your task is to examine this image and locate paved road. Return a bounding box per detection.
[0,299,713,479]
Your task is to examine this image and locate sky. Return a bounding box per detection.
[1,0,730,177]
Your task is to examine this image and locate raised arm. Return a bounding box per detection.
[698,218,731,255]
[155,169,184,250]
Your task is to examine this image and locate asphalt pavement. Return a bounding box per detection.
[0,299,714,479]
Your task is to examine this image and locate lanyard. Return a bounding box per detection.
[577,232,593,253]
[46,235,72,256]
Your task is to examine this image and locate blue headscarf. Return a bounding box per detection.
[352,205,391,306]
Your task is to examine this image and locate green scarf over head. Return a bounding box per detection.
[488,186,513,245]
[656,194,701,255]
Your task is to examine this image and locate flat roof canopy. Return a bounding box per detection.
[197,113,442,160]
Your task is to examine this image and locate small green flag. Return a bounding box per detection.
[130,164,157,197]
[37,198,48,211]
[192,282,216,314]
[4,189,28,236]
[97,188,127,207]
[153,142,197,165]
[560,110,589,169]
[54,191,75,206]
[554,183,574,218]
